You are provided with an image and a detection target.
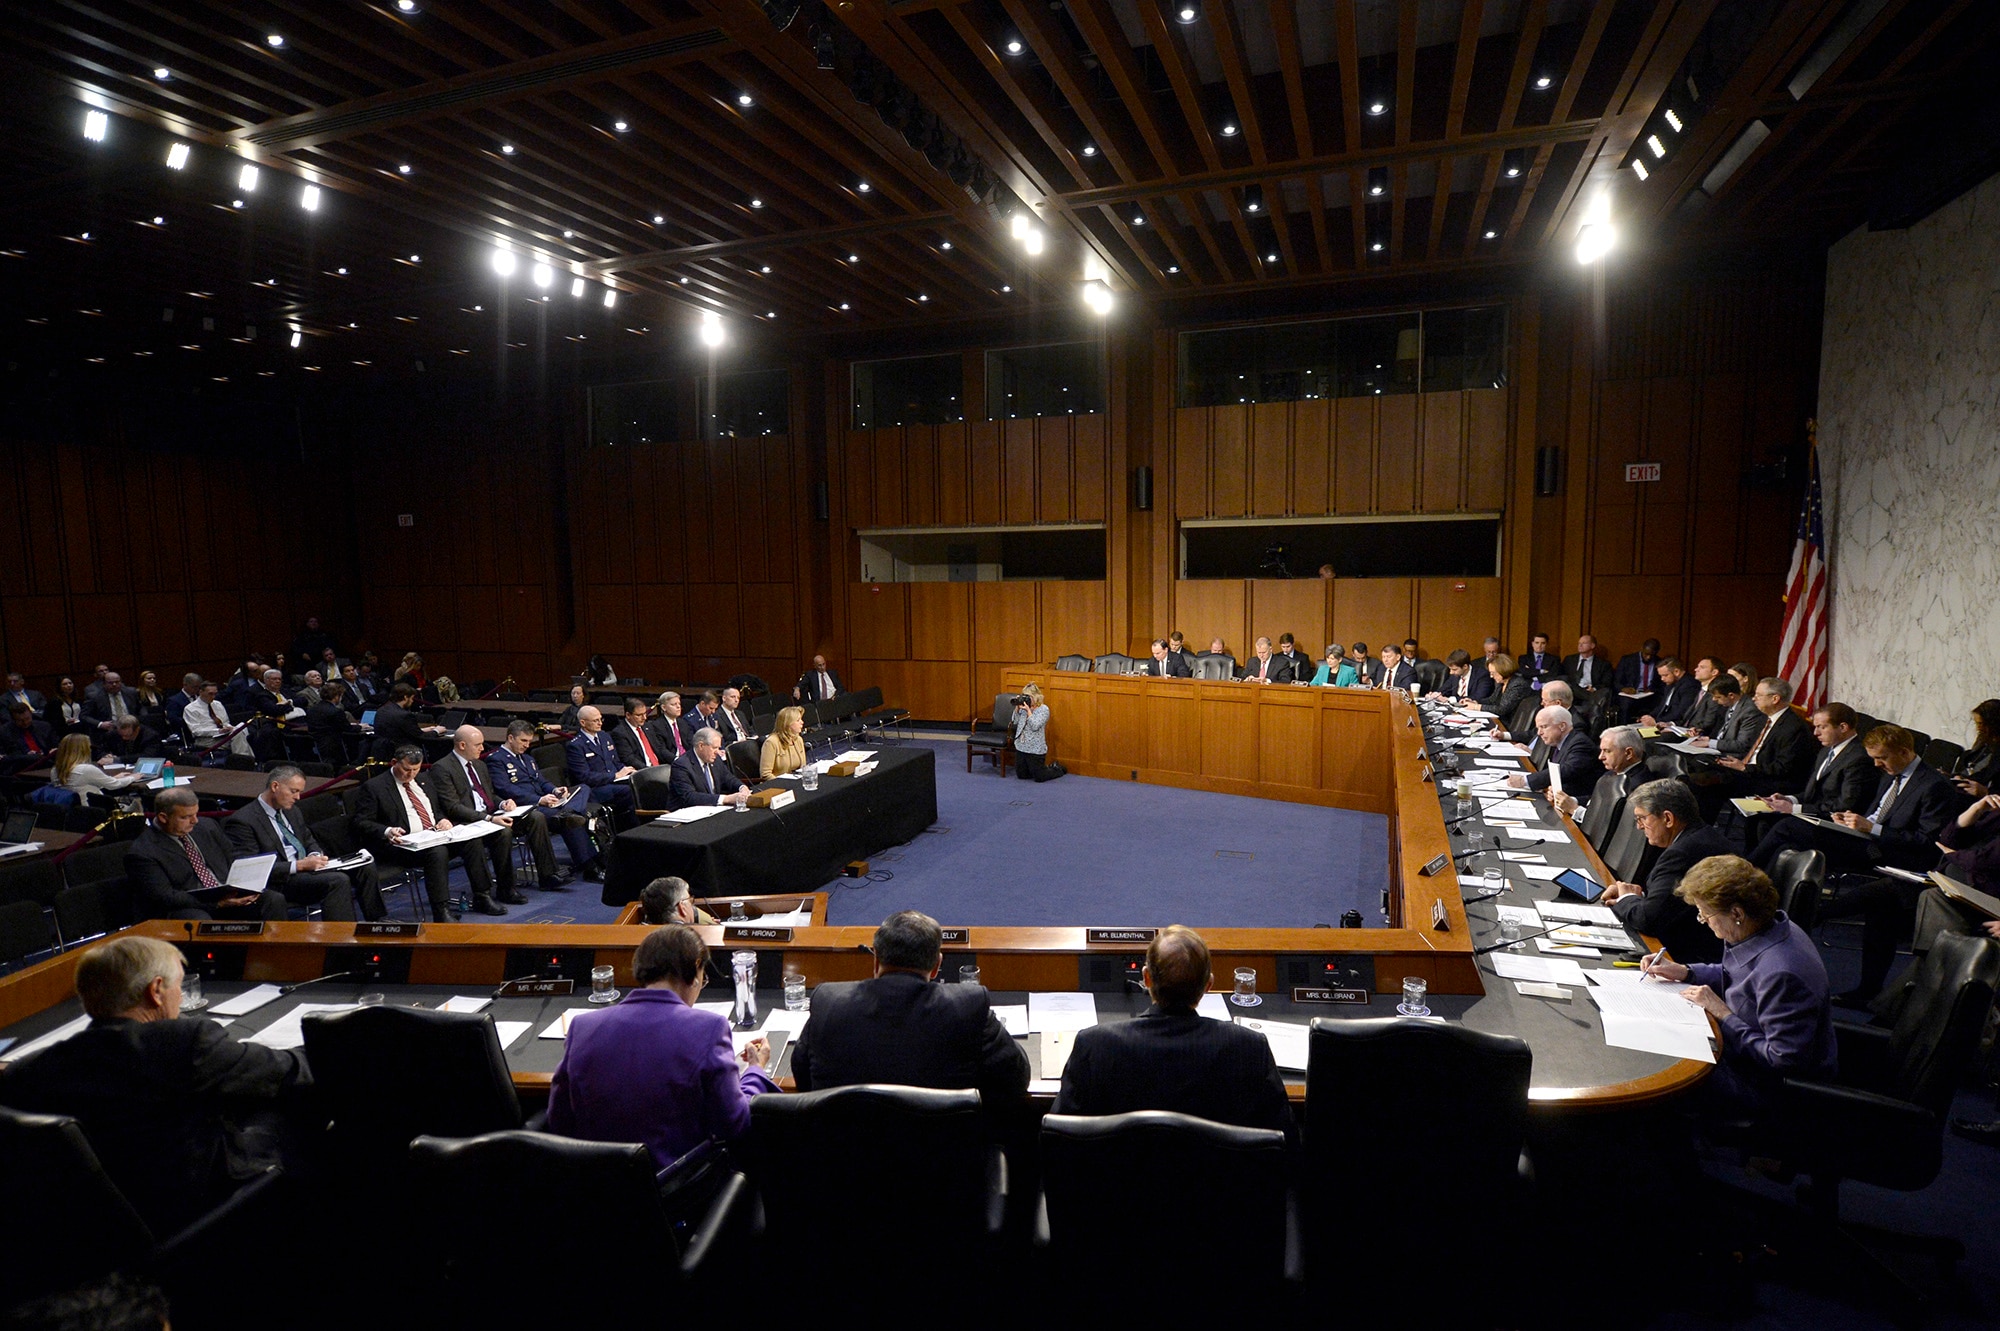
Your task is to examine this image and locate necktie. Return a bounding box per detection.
[270,807,306,861]
[1816,747,1835,782]
[1872,771,1907,822]
[209,704,225,728]
[636,726,658,766]
[1641,662,1653,690]
[703,762,714,794]
[110,693,129,722]
[670,723,685,757]
[23,729,41,754]
[466,760,488,810]
[404,781,435,830]
[177,834,222,890]
[820,672,833,698]
[1745,715,1775,764]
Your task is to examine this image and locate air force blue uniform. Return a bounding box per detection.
[564,730,635,811]
[487,746,597,868]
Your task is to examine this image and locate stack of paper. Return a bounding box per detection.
[833,750,876,763]
[0,1013,92,1063]
[209,984,284,1016]
[1585,979,1714,1063]
[243,1003,362,1050]
[1027,992,1099,1032]
[1236,1017,1311,1071]
[1536,900,1619,926]
[1489,952,1591,987]
[654,806,727,825]
[400,821,507,849]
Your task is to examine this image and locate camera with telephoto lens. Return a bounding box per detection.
[1011,694,1031,707]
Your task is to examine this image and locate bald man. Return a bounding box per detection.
[564,705,636,814]
[425,726,528,904]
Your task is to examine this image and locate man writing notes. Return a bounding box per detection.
[352,746,507,919]
[1238,637,1293,684]
[426,726,530,905]
[489,720,601,883]
[222,766,380,921]
[1053,925,1292,1137]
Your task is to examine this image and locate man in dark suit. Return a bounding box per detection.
[1713,677,1818,798]
[1238,637,1293,684]
[100,716,166,762]
[489,720,599,882]
[304,681,355,768]
[565,706,636,814]
[124,789,289,923]
[425,727,530,904]
[1562,634,1612,695]
[1600,779,1733,964]
[334,664,369,716]
[795,655,843,704]
[668,729,752,810]
[1468,638,1501,701]
[1552,726,1651,853]
[0,935,310,1235]
[352,747,507,919]
[81,670,141,734]
[369,683,443,760]
[647,691,691,764]
[715,687,755,747]
[164,673,204,730]
[1374,644,1415,692]
[1637,659,1701,728]
[610,698,669,772]
[1683,675,1745,749]
[1142,639,1192,677]
[1440,649,1481,702]
[1167,632,1198,673]
[349,663,382,709]
[791,910,1029,1107]
[1,700,57,769]
[1274,633,1312,679]
[1615,638,1664,696]
[1739,703,1875,857]
[222,766,378,921]
[5,672,48,715]
[1053,925,1291,1138]
[1506,706,1606,797]
[1519,634,1560,691]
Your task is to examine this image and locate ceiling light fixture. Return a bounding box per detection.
[409,254,420,263]
[83,110,108,142]
[1081,143,1097,157]
[840,303,850,310]
[152,215,164,225]
[700,309,724,348]
[847,253,860,263]
[737,92,754,107]
[532,262,552,288]
[398,0,418,11]
[1001,284,1012,292]
[1368,100,1387,116]
[1664,109,1683,133]
[653,214,665,224]
[1082,280,1113,316]
[1023,227,1044,255]
[397,163,411,174]
[165,142,189,169]
[760,264,771,273]
[153,67,170,80]
[1005,37,1023,54]
[238,163,259,192]
[940,240,953,249]
[1630,159,1649,181]
[1574,191,1615,265]
[491,247,517,277]
[1370,240,1384,252]
[1535,75,1553,89]
[602,288,616,308]
[563,229,574,238]
[857,180,871,193]
[1505,162,1521,178]
[1167,265,1180,273]
[613,120,628,132]
[290,330,302,348]
[500,143,515,154]
[1219,122,1238,137]
[300,184,321,212]
[337,267,347,275]
[1646,134,1667,158]
[571,276,585,297]
[231,199,244,209]
[750,197,763,208]
[1176,2,1199,24]
[267,34,284,48]
[1483,229,1497,239]
[917,293,928,302]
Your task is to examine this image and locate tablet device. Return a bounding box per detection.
[1553,868,1606,902]
[134,757,165,778]
[360,710,377,728]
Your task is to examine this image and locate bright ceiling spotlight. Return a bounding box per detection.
[699,309,724,348]
[237,163,259,192]
[165,142,190,170]
[570,276,585,297]
[1574,191,1615,265]
[1082,280,1113,316]
[737,91,754,107]
[532,262,553,288]
[83,110,108,142]
[300,184,321,212]
[1010,212,1031,239]
[290,330,302,348]
[491,247,517,277]
[1630,159,1650,181]
[266,34,284,48]
[153,67,171,80]
[602,288,616,308]
[1176,2,1198,24]
[1023,227,1044,255]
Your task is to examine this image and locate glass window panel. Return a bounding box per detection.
[588,380,683,446]
[985,342,1104,419]
[852,354,964,428]
[701,368,789,438]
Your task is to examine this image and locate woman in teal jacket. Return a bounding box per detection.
[1310,647,1360,687]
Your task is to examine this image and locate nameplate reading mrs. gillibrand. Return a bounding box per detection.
[1086,927,1158,944]
[1292,986,1371,1005]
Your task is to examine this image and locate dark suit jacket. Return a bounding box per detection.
[125,822,241,919]
[81,687,141,727]
[1865,761,1972,871]
[1794,739,1875,816]
[609,720,669,771]
[245,684,295,721]
[369,703,431,760]
[1467,661,1498,701]
[426,752,507,824]
[1614,653,1662,692]
[1527,727,1607,795]
[1683,692,1728,737]
[791,971,1030,1106]
[1480,675,1536,742]
[1274,649,1313,679]
[666,752,745,809]
[304,701,351,749]
[1610,823,1735,965]
[1650,675,1702,726]
[0,718,58,761]
[679,709,725,753]
[97,725,166,761]
[646,716,690,764]
[1580,765,1650,852]
[487,746,559,804]
[351,771,454,847]
[1374,660,1415,691]
[1520,651,1561,688]
[1714,700,1762,756]
[798,668,845,703]
[1739,708,1817,790]
[0,1016,307,1234]
[1142,653,1193,678]
[224,799,330,889]
[1561,652,1612,692]
[565,731,627,788]
[714,707,755,746]
[3,688,48,713]
[1052,1006,1293,1140]
[1238,654,1295,684]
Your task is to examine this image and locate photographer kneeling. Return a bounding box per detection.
[1012,683,1063,782]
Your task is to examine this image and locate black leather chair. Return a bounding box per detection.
[745,1086,1004,1305]
[0,856,62,909]
[1921,737,1965,773]
[409,1131,750,1325]
[1302,1018,1532,1313]
[1039,1110,1296,1312]
[724,738,762,782]
[1092,652,1136,674]
[967,694,1014,775]
[1412,659,1447,694]
[1599,805,1654,882]
[1756,932,2000,1307]
[1054,654,1092,673]
[1192,653,1236,680]
[0,898,52,966]
[52,881,115,947]
[629,762,676,816]
[1769,847,1826,932]
[300,1007,521,1173]
[0,1105,284,1309]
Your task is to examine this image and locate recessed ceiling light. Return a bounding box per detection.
[266,34,285,48]
[290,331,302,348]
[1505,163,1521,177]
[680,276,690,284]
[231,199,244,209]
[562,229,574,238]
[1001,284,1012,292]
[83,110,108,142]
[917,293,928,302]
[79,233,90,242]
[750,197,763,208]
[766,311,776,318]
[760,264,771,273]
[1646,134,1667,158]
[1368,101,1387,116]
[1131,214,1144,225]
[1219,122,1237,137]
[613,120,628,132]
[300,184,320,212]
[1081,143,1096,157]
[1176,2,1198,24]
[1631,160,1650,181]
[1483,229,1497,239]
[1265,252,1278,262]
[531,262,552,288]
[166,142,189,169]
[857,180,871,193]
[1167,265,1180,273]
[500,143,515,154]
[397,0,418,11]
[1370,182,1384,196]
[737,92,754,107]
[839,302,850,310]
[847,253,859,263]
[151,215,164,225]
[653,214,665,224]
[1535,75,1553,90]
[153,67,170,80]
[238,163,260,192]
[1664,109,1684,133]
[1005,37,1023,54]
[337,266,347,274]
[602,288,616,307]
[410,254,420,262]
[940,240,952,249]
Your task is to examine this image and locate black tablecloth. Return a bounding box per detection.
[603,747,938,905]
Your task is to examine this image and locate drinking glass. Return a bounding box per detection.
[782,964,808,1011]
[1398,976,1430,1017]
[357,992,385,1007]
[1464,826,1487,859]
[1230,966,1261,1008]
[727,900,749,922]
[958,964,982,988]
[1482,867,1504,897]
[588,964,620,1004]
[802,764,819,791]
[179,970,207,1013]
[1500,916,1525,952]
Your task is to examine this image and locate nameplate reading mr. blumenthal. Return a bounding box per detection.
[195,921,264,937]
[497,977,574,997]
[1086,927,1158,944]
[724,925,794,943]
[355,921,421,938]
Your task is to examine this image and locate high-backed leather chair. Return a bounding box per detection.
[1039,1110,1295,1312]
[967,694,1014,774]
[1769,847,1827,932]
[725,738,762,782]
[629,762,676,815]
[1054,654,1092,672]
[301,1006,520,1168]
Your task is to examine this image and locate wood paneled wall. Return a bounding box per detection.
[0,432,350,691]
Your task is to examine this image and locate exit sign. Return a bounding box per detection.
[1624,462,1662,483]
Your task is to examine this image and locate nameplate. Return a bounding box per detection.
[828,760,861,777]
[497,977,574,997]
[1430,900,1451,931]
[1292,986,1371,1005]
[356,921,421,938]
[747,788,795,809]
[1419,852,1450,877]
[724,926,793,943]
[1086,927,1157,944]
[938,928,970,946]
[196,921,264,936]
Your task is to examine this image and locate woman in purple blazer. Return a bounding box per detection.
[1641,855,1836,1119]
[547,925,775,1168]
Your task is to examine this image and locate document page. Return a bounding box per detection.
[1235,1017,1311,1071]
[224,853,276,894]
[990,1005,1028,1037]
[209,983,284,1016]
[492,1021,533,1049]
[1585,983,1716,1063]
[1028,992,1099,1032]
[1489,953,1592,987]
[0,1013,92,1063]
[243,1003,361,1050]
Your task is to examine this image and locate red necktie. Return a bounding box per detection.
[209,704,225,727]
[177,834,222,890]
[404,780,435,830]
[636,725,658,766]
[466,760,489,809]
[22,729,40,754]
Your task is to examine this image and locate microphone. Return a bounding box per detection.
[1473,919,1579,956]
[280,968,364,995]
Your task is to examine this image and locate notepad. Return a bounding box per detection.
[438,995,492,1013]
[243,1003,360,1050]
[492,1021,533,1048]
[991,1005,1028,1037]
[0,1014,92,1063]
[1490,953,1591,987]
[1028,992,1098,1033]
[1731,797,1778,817]
[209,983,284,1016]
[1236,1017,1311,1071]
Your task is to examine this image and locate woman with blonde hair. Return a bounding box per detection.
[1012,683,1062,781]
[760,706,808,778]
[393,653,427,689]
[54,733,144,798]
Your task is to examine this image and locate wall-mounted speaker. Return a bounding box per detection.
[812,481,830,521]
[1132,465,1153,511]
[1534,446,1564,497]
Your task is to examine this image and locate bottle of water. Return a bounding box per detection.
[161,761,176,788]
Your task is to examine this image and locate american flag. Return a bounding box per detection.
[1776,432,1828,710]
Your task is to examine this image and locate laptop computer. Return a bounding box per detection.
[360,710,377,728]
[438,710,467,730]
[1,810,37,845]
[133,757,165,778]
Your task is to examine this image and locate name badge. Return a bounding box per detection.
[724,926,793,943]
[938,928,971,946]
[1292,986,1370,1005]
[196,921,264,936]
[497,977,574,997]
[356,921,421,938]
[1086,927,1157,944]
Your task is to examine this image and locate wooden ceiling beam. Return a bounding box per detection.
[1394,0,1418,149]
[1335,1,1362,155]
[1444,0,1485,141]
[1427,154,1456,260]
[1134,0,1222,174]
[938,4,1093,188]
[1063,0,1180,181]
[1207,0,1268,166]
[1267,0,1316,162]
[994,0,1149,184]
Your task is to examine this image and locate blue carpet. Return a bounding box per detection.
[822,740,1389,929]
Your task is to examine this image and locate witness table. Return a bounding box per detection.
[19,767,354,806]
[604,747,938,904]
